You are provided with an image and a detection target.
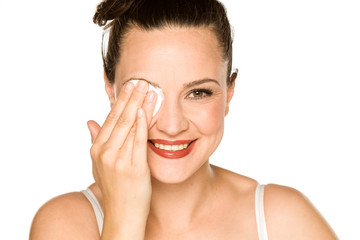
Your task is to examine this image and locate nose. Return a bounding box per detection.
[155,98,189,136]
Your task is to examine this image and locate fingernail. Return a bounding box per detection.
[124,82,134,93]
[136,80,148,91]
[146,91,155,102]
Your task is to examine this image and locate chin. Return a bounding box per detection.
[148,158,193,184]
[147,153,209,185]
[150,171,188,184]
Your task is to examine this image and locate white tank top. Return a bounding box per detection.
[81,184,268,240]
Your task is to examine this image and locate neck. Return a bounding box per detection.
[147,162,217,231]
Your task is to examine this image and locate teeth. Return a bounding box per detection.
[152,142,191,151]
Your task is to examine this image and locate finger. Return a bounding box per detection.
[116,117,137,166]
[107,80,149,146]
[87,120,101,144]
[132,108,149,167]
[116,108,147,167]
[95,81,135,144]
[143,91,157,127]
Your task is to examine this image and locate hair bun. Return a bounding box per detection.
[93,0,136,27]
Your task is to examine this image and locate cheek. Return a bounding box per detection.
[184,100,225,134]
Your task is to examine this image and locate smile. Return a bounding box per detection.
[153,142,190,151]
[148,139,197,159]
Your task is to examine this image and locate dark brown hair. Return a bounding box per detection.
[93,0,235,86]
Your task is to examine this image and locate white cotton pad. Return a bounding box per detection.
[129,80,164,116]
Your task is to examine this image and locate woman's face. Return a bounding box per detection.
[107,27,234,183]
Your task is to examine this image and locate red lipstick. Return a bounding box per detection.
[148,139,197,159]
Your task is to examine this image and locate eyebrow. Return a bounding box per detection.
[183,78,220,89]
[124,77,220,89]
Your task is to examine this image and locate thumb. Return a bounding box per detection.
[87,120,101,144]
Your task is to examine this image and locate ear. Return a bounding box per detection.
[104,72,116,108]
[225,71,237,116]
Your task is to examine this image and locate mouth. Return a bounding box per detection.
[147,139,198,159]
[148,139,196,152]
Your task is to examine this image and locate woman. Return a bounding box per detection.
[30,0,338,239]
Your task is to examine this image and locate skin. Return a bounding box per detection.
[29,26,338,239]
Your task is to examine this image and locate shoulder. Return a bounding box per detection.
[29,190,99,240]
[264,184,338,240]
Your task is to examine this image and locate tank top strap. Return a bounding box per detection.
[81,188,104,235]
[255,184,269,240]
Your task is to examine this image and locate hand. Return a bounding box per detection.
[86,80,157,229]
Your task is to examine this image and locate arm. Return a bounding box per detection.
[264,184,338,240]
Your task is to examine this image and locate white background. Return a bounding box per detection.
[0,0,359,239]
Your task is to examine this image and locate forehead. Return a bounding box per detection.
[115,26,227,85]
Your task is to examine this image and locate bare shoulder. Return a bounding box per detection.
[29,190,99,240]
[211,164,258,190]
[211,164,259,204]
[264,184,338,240]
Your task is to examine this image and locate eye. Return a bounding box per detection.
[187,88,213,100]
